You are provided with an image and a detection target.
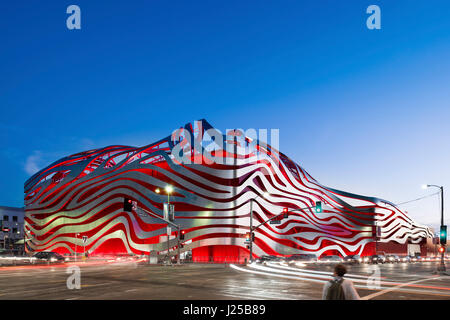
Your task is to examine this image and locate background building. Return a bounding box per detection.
[0,206,25,254]
[24,120,432,262]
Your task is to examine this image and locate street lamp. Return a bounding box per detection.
[155,185,175,264]
[74,232,80,262]
[422,184,446,273]
[248,192,269,263]
[155,185,173,204]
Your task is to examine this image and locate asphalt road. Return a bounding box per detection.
[0,260,449,300]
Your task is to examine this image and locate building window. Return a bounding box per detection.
[3,215,8,221]
[12,216,18,222]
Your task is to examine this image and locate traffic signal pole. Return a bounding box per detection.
[248,202,322,263]
[249,199,253,263]
[438,186,446,273]
[176,227,181,265]
[167,196,170,264]
[423,184,447,275]
[135,205,182,265]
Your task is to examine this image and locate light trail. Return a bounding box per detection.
[232,263,450,298]
[266,262,375,279]
[230,263,328,284]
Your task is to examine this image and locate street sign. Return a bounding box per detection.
[164,203,168,220]
[376,226,381,237]
[149,250,158,264]
[270,219,281,225]
[82,236,88,244]
[163,203,175,222]
[169,204,175,222]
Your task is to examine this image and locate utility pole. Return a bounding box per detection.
[438,186,446,272]
[156,186,173,264]
[248,192,270,263]
[177,226,181,265]
[138,187,181,266]
[423,184,447,274]
[74,233,80,262]
[249,199,253,263]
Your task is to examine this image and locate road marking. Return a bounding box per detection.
[81,282,111,288]
[361,275,442,300]
[221,293,264,300]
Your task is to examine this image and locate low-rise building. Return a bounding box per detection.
[0,206,25,254]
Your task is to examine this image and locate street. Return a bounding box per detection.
[0,260,449,300]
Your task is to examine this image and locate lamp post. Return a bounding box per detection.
[24,229,32,256]
[156,185,174,264]
[248,192,269,263]
[74,232,80,262]
[422,184,446,273]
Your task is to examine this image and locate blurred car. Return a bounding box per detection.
[0,249,13,257]
[409,255,419,263]
[286,254,317,264]
[386,255,401,263]
[255,255,284,264]
[367,255,386,264]
[343,255,362,264]
[400,256,411,263]
[319,255,343,263]
[32,252,65,263]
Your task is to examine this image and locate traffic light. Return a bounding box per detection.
[123,198,133,212]
[440,225,447,245]
[315,201,322,213]
[180,230,185,241]
[439,246,445,254]
[282,208,289,219]
[245,232,255,242]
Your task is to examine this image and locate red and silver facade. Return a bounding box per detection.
[24,120,432,262]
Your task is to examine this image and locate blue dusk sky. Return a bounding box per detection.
[1,1,449,231]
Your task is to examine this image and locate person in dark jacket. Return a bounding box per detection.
[322,263,360,300]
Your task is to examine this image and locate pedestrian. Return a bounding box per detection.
[322,263,360,300]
